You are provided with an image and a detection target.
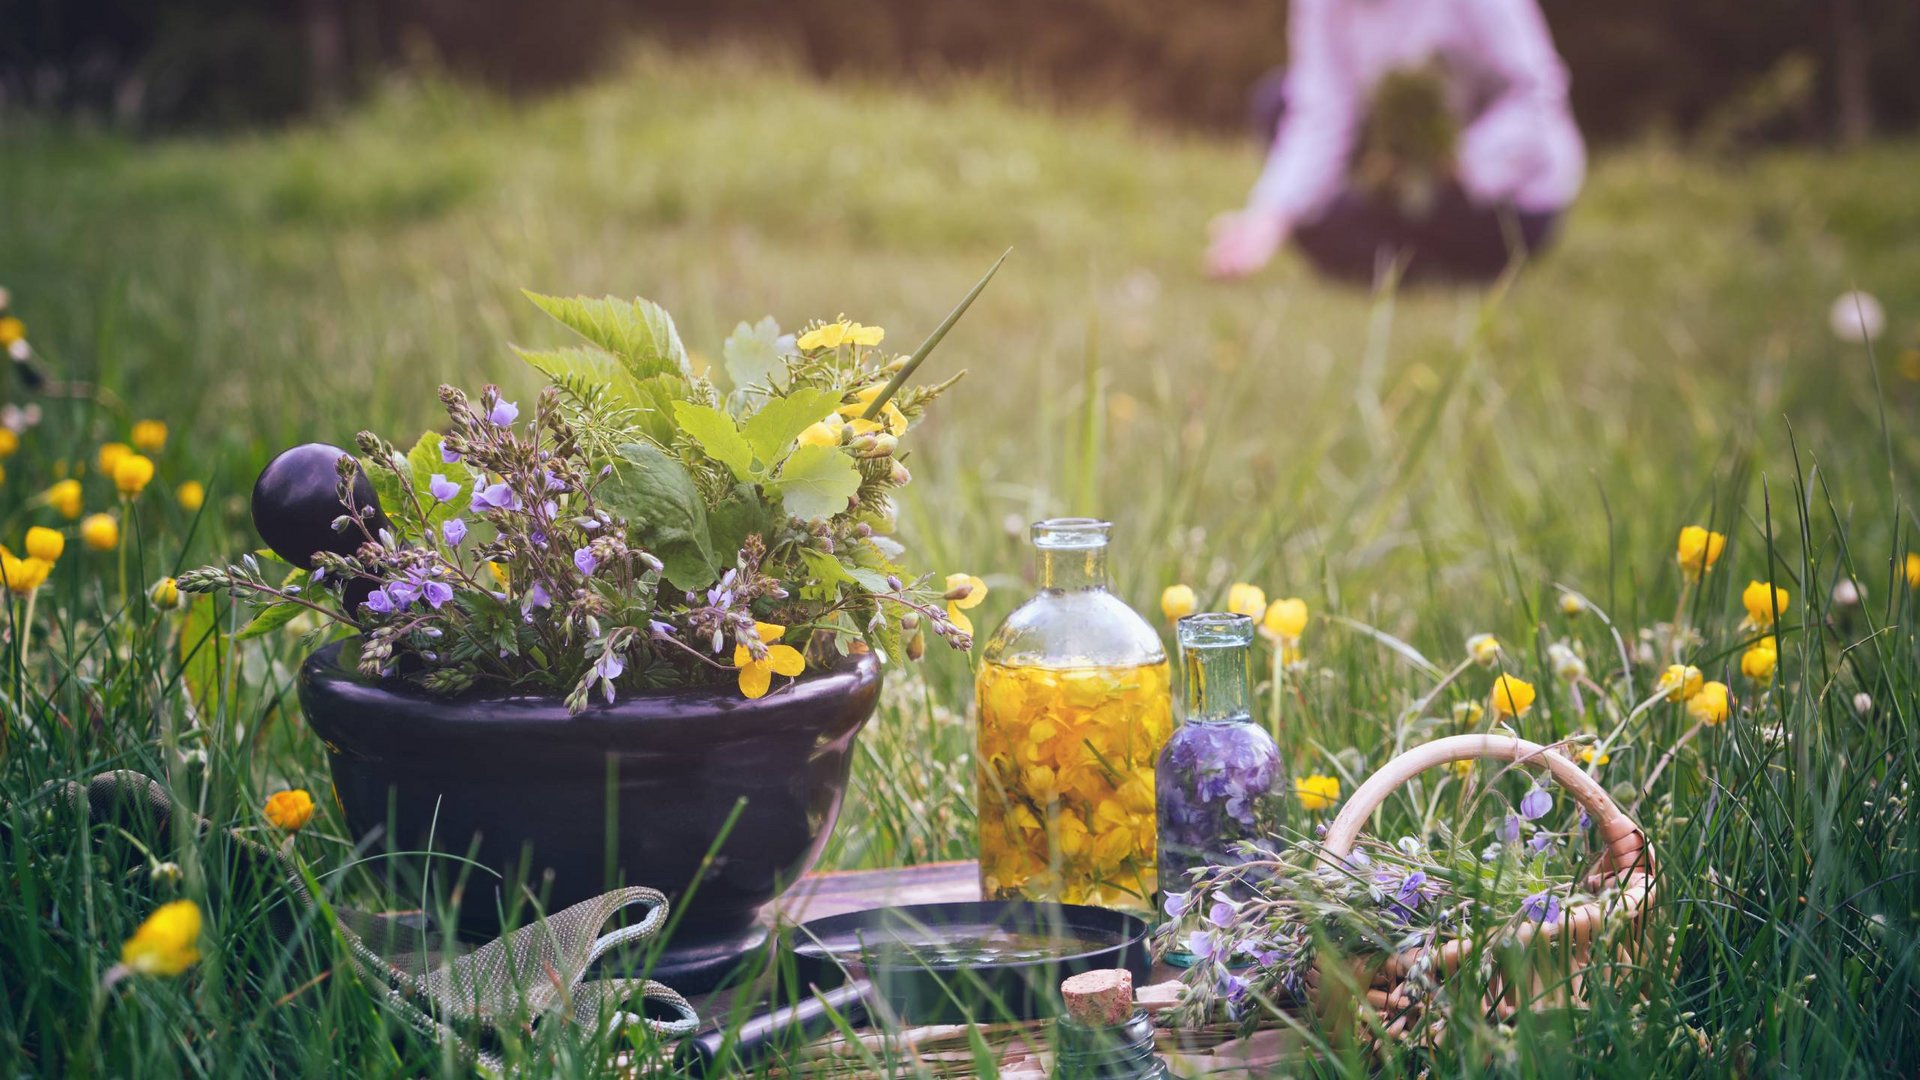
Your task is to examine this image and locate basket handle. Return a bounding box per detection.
[1321,734,1651,879]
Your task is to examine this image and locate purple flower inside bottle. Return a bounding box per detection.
[1157,613,1284,906]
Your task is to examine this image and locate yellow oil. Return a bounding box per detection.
[975,659,1173,911]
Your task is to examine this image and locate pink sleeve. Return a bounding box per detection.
[1246,0,1356,221]
[1455,0,1585,210]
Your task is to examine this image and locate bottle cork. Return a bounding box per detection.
[1060,968,1134,1027]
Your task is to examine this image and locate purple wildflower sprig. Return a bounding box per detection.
[1159,826,1606,1038]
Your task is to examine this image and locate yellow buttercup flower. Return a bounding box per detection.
[1447,758,1474,778]
[838,385,908,437]
[176,480,206,513]
[1676,525,1726,579]
[47,479,82,520]
[796,416,847,449]
[1687,681,1731,726]
[1741,641,1777,685]
[97,442,132,477]
[0,317,23,346]
[131,419,168,454]
[1160,584,1196,622]
[1295,773,1341,812]
[1559,593,1587,617]
[487,561,510,589]
[1452,700,1485,726]
[81,513,119,551]
[264,789,315,831]
[798,320,884,351]
[25,526,64,562]
[1657,664,1704,702]
[0,551,52,593]
[1906,553,1920,590]
[1742,580,1788,627]
[1579,746,1611,766]
[1225,582,1266,619]
[733,622,806,699]
[120,899,201,977]
[113,453,155,496]
[1490,673,1536,718]
[1261,597,1309,642]
[150,577,181,610]
[0,428,17,458]
[945,573,988,636]
[1466,633,1502,666]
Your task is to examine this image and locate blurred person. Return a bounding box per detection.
[1207,0,1584,285]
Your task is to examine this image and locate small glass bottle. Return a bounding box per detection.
[1155,614,1284,904]
[976,519,1172,913]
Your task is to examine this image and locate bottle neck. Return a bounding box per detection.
[1183,639,1253,723]
[1039,545,1109,592]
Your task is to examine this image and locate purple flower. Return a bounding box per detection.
[442,518,468,546]
[1529,833,1556,855]
[574,546,598,577]
[421,579,454,610]
[542,469,567,492]
[1207,900,1237,929]
[1519,786,1553,821]
[489,399,519,426]
[1579,810,1592,830]
[595,648,625,702]
[441,444,462,464]
[525,581,551,610]
[428,474,461,502]
[1254,946,1285,968]
[1217,972,1250,1003]
[648,619,677,638]
[363,588,396,615]
[385,580,420,610]
[470,482,519,512]
[1520,890,1562,923]
[1163,891,1190,919]
[1186,930,1217,963]
[1498,814,1522,844]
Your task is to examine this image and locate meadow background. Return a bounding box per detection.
[3,40,1919,1077]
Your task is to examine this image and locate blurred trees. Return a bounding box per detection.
[3,0,1915,144]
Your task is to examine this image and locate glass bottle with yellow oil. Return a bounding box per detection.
[976,518,1172,913]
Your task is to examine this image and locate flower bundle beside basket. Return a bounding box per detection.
[1161,734,1657,1047]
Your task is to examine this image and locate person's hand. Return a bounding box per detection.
[1205,208,1290,279]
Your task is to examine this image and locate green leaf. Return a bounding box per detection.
[723,316,785,391]
[236,601,304,640]
[671,401,756,480]
[768,444,861,522]
[602,442,716,587]
[627,374,693,446]
[405,431,461,533]
[179,594,229,712]
[708,486,776,564]
[523,292,690,381]
[741,387,843,468]
[515,344,644,405]
[861,247,1007,419]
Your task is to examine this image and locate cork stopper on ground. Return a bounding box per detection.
[1060,968,1134,1027]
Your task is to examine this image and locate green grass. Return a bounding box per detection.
[2,42,1919,1076]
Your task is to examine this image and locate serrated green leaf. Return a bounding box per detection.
[768,444,861,522]
[708,486,776,565]
[515,344,645,406]
[672,401,756,480]
[741,387,842,468]
[524,292,690,381]
[406,431,463,534]
[602,442,716,587]
[724,316,784,391]
[236,601,304,640]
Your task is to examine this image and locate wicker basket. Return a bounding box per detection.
[1315,734,1657,1041]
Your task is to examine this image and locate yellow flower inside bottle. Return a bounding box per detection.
[975,519,1171,912]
